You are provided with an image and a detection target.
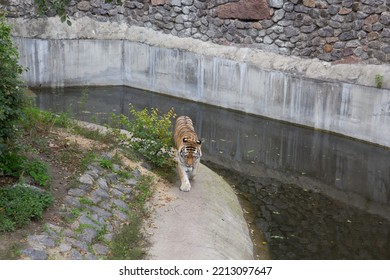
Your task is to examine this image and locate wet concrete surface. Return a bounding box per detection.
[34,86,390,259]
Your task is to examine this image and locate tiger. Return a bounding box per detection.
[174,116,202,192]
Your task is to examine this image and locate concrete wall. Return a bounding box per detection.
[10,17,390,148]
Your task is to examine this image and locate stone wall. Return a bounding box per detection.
[2,0,390,64]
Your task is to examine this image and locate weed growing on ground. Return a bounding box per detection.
[0,148,50,188]
[108,173,154,260]
[375,74,383,89]
[0,243,21,260]
[108,214,145,260]
[74,125,114,145]
[79,196,94,207]
[135,175,154,205]
[99,158,114,170]
[0,185,53,232]
[24,159,50,187]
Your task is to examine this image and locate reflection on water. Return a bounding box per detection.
[205,162,390,259]
[34,86,390,259]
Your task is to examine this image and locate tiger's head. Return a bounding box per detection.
[178,137,202,168]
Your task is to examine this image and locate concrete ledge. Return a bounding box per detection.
[9,17,390,89]
[146,164,254,260]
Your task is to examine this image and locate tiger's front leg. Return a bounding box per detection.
[177,162,191,192]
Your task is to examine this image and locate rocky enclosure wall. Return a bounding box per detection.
[2,0,390,64]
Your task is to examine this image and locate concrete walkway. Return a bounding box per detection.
[146,164,254,260]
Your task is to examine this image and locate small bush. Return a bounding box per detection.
[0,148,50,187]
[0,148,25,177]
[110,105,176,168]
[0,185,53,232]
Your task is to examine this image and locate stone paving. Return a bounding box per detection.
[19,152,141,260]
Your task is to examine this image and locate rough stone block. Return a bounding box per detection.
[151,0,168,5]
[217,0,270,21]
[268,0,284,8]
[303,0,315,8]
[77,1,91,12]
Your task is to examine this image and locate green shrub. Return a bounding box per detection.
[0,185,53,232]
[24,159,50,187]
[111,105,176,168]
[0,149,50,187]
[0,148,25,177]
[0,15,25,148]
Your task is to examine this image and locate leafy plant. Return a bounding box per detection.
[0,147,50,187]
[0,15,25,149]
[111,105,176,168]
[34,0,72,25]
[0,185,53,232]
[33,0,123,26]
[99,158,114,170]
[24,159,50,187]
[375,74,383,89]
[0,148,25,177]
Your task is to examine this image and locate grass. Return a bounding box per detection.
[108,214,145,260]
[80,151,100,171]
[0,243,21,260]
[135,175,154,205]
[79,196,94,206]
[108,174,154,260]
[99,158,114,170]
[73,125,115,145]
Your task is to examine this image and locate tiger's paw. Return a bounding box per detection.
[180,182,191,192]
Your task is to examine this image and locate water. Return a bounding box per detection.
[34,86,390,259]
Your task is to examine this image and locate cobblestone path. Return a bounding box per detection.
[19,152,142,260]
